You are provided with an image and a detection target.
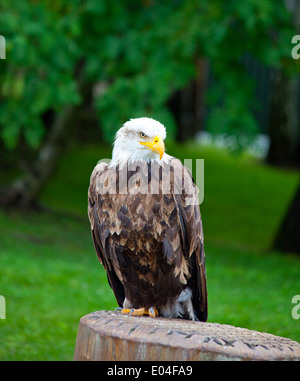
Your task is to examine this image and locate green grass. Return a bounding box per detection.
[0,142,299,360]
[0,211,117,360]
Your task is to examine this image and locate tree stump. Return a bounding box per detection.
[74,310,300,361]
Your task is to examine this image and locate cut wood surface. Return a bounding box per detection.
[74,310,300,361]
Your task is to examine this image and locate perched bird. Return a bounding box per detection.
[88,117,207,321]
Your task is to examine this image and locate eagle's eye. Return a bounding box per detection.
[139,132,146,138]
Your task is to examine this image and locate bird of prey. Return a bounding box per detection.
[88,117,207,321]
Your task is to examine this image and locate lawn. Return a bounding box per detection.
[0,142,299,360]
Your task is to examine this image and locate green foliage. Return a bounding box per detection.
[0,0,82,149]
[0,0,296,149]
[199,0,296,144]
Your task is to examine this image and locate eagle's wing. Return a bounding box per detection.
[88,162,125,307]
[170,159,208,322]
[88,159,207,321]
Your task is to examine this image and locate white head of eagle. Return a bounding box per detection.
[110,117,172,168]
[88,117,208,322]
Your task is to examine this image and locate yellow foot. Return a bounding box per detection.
[120,308,132,315]
[129,307,148,316]
[117,306,159,318]
[119,306,159,318]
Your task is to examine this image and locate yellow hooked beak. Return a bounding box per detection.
[139,135,165,160]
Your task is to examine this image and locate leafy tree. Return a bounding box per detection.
[0,0,82,149]
[0,0,295,207]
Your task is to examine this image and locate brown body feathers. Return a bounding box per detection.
[88,159,207,321]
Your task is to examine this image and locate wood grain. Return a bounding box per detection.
[74,311,300,361]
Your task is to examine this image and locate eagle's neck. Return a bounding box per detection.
[110,145,172,169]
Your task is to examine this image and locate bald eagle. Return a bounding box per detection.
[88,118,207,321]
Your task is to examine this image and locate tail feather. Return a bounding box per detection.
[160,288,196,320]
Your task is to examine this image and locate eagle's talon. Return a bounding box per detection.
[149,307,159,318]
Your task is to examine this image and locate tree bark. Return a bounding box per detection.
[266,69,299,167]
[266,0,300,168]
[74,310,300,361]
[168,58,208,142]
[0,74,92,209]
[273,181,300,254]
[270,1,300,254]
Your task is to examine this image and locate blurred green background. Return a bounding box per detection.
[0,0,300,360]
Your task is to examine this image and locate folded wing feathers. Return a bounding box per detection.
[88,157,207,317]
